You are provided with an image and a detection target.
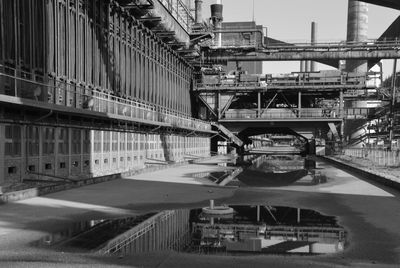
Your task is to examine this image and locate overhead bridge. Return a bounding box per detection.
[204,40,400,63]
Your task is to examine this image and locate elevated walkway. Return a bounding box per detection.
[0,69,212,134]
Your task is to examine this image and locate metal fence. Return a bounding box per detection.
[344,148,400,167]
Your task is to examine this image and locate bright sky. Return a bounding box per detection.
[201,0,400,78]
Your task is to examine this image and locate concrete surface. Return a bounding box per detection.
[0,159,400,267]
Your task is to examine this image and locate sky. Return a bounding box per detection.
[201,0,400,78]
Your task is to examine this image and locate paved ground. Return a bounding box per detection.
[0,159,400,267]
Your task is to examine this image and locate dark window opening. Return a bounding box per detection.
[28,165,36,172]
[8,166,17,174]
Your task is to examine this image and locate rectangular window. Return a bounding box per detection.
[112,132,118,152]
[42,127,55,155]
[8,166,17,174]
[5,125,22,157]
[83,130,90,154]
[103,131,110,152]
[72,129,81,154]
[58,128,69,155]
[120,133,125,151]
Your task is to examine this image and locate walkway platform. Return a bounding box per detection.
[322,156,400,191]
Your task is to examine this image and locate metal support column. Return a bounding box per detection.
[390,59,397,148]
[339,89,345,139]
[298,91,302,118]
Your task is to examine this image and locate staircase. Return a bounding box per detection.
[211,122,244,147]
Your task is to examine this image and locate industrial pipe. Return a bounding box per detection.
[205,50,400,62]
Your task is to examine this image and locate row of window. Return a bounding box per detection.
[4,125,91,157]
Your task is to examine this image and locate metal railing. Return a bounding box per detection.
[344,148,400,167]
[223,108,341,120]
[0,66,211,131]
[195,73,370,91]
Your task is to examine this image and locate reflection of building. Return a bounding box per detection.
[100,210,191,255]
[191,206,346,255]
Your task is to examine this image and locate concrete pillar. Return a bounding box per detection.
[257,92,261,118]
[346,0,368,73]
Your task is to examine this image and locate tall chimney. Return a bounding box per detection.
[310,21,317,72]
[346,0,368,73]
[195,0,203,24]
[211,0,223,47]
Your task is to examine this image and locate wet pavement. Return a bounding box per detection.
[0,155,400,267]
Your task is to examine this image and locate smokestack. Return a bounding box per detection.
[195,0,203,24]
[211,1,223,47]
[346,0,368,73]
[310,21,317,72]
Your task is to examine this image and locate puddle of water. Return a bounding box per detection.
[225,155,327,187]
[36,205,346,256]
[36,213,157,250]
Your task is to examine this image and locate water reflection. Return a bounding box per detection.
[190,205,346,255]
[36,213,157,250]
[36,205,346,256]
[229,155,325,187]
